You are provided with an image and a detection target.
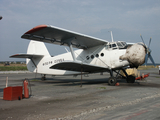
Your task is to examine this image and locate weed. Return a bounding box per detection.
[98,87,106,90]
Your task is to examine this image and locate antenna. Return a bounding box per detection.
[109,31,114,42]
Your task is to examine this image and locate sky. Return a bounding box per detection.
[0,0,160,63]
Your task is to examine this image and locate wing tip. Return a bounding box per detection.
[24,24,48,34]
[10,54,20,58]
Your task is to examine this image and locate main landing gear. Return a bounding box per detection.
[108,70,117,86]
[108,69,135,86]
[126,75,135,83]
[108,77,117,86]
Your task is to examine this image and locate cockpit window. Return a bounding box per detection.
[117,42,123,48]
[112,44,116,47]
[107,41,127,49]
[117,42,127,49]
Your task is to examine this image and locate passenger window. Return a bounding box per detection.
[96,54,99,57]
[101,53,104,57]
[86,56,90,60]
[91,55,94,59]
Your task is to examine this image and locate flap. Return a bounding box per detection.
[21,25,108,49]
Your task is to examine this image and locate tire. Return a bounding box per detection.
[127,75,135,83]
[108,77,117,86]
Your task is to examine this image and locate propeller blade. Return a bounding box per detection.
[145,54,148,66]
[140,34,146,45]
[149,55,156,67]
[148,37,151,49]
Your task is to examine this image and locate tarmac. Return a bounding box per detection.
[0,68,160,120]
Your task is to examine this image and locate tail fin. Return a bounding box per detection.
[10,40,50,73]
[27,40,50,56]
[26,40,50,72]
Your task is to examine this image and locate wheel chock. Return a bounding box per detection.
[115,82,120,86]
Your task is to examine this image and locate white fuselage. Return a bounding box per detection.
[27,44,129,75]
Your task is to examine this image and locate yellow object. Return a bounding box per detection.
[121,68,140,77]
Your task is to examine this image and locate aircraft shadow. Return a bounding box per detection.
[28,77,160,88]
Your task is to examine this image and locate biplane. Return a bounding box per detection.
[10,25,155,85]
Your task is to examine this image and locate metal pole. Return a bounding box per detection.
[6,77,8,87]
[81,67,83,87]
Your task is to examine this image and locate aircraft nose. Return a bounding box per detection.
[120,43,146,68]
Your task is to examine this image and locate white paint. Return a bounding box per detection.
[24,40,132,75]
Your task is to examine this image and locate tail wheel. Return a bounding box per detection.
[127,75,135,83]
[41,74,46,81]
[108,77,117,86]
[41,77,46,81]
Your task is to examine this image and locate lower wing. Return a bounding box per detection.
[50,61,110,73]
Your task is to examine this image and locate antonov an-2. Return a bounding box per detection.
[10,25,155,86]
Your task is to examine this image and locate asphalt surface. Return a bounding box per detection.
[0,68,160,120]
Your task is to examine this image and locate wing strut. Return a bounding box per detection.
[64,37,77,61]
[68,42,76,61]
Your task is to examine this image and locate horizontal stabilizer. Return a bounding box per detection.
[10,54,44,58]
[50,61,109,73]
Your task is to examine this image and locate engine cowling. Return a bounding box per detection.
[120,43,146,68]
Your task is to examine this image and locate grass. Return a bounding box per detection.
[0,64,27,71]
[98,87,106,90]
[138,65,158,70]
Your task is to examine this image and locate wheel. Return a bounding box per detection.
[108,77,117,86]
[126,75,135,83]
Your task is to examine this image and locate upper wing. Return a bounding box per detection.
[50,61,110,73]
[21,25,108,49]
[10,54,44,58]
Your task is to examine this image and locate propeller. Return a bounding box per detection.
[140,35,156,67]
